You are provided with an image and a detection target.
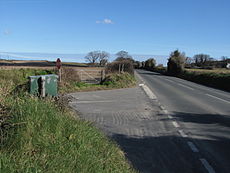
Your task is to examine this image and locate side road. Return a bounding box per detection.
[68,87,208,173]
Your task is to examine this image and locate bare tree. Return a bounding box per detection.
[85,51,110,65]
[99,51,109,66]
[193,54,211,67]
[85,51,100,64]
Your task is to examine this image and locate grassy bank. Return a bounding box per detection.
[180,70,230,91]
[0,69,136,173]
[60,72,136,93]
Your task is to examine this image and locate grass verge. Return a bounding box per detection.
[0,69,136,173]
[59,72,136,93]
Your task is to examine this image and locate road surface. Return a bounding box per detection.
[136,69,230,173]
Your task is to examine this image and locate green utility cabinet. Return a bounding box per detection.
[29,74,58,97]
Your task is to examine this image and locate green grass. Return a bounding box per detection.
[0,68,55,85]
[185,68,230,74]
[59,72,137,93]
[0,69,136,173]
[1,97,134,173]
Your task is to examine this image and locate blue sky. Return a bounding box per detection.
[0,0,230,62]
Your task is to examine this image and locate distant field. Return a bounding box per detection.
[185,68,230,74]
[0,66,104,71]
[0,59,87,69]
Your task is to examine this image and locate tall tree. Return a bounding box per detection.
[167,50,185,75]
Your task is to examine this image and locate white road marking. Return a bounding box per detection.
[187,141,199,152]
[168,115,173,119]
[139,83,144,86]
[206,94,230,104]
[164,78,174,83]
[160,105,165,110]
[200,158,216,173]
[141,85,157,100]
[163,109,169,114]
[165,77,194,90]
[177,83,194,90]
[172,121,180,128]
[178,130,188,137]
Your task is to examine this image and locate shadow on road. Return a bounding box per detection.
[111,133,230,173]
[137,72,163,76]
[172,112,230,128]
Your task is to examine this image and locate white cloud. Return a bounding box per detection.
[103,19,113,24]
[96,18,114,24]
[3,29,11,35]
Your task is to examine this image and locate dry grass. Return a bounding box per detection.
[0,60,49,63]
[0,65,104,71]
[0,66,56,70]
[185,68,230,74]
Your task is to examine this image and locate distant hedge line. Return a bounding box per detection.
[179,71,230,91]
[143,67,167,74]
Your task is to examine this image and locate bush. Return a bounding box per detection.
[167,50,185,75]
[106,60,134,75]
[145,58,156,69]
[60,67,80,83]
[102,73,136,88]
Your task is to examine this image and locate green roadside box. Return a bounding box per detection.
[28,74,58,97]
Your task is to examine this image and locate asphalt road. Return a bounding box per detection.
[136,69,230,173]
[69,87,205,173]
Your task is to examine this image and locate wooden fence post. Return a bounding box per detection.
[122,64,124,73]
[101,70,105,82]
[118,64,121,74]
[58,68,62,82]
